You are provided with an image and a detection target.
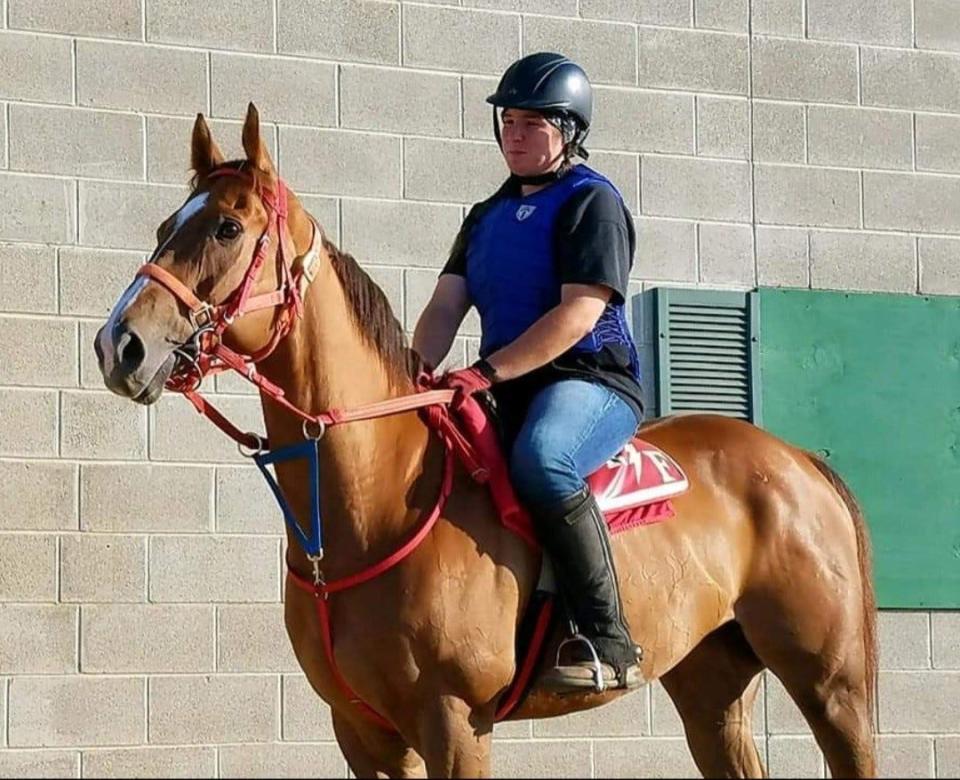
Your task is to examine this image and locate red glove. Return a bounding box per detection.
[441,359,498,410]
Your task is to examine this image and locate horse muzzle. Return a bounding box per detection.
[94,321,176,405]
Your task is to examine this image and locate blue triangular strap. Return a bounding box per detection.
[253,439,322,558]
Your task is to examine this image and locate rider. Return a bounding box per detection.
[412,52,645,692]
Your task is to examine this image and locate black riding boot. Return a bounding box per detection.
[534,486,643,693]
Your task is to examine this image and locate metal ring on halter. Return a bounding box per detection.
[237,432,267,458]
[302,419,326,441]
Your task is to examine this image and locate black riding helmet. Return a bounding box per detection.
[486,52,593,170]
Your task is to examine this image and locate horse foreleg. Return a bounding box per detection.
[414,695,494,778]
[332,711,426,779]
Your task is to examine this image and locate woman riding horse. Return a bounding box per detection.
[415,52,644,692]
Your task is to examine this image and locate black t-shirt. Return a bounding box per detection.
[441,171,644,444]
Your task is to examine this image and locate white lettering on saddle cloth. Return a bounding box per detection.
[588,441,689,513]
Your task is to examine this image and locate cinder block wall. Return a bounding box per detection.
[0,1,958,777]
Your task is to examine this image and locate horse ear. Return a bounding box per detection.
[242,102,277,179]
[191,113,225,179]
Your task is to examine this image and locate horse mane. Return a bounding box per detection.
[322,236,424,386]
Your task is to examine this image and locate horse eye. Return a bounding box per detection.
[217,220,242,241]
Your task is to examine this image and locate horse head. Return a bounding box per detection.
[94,102,314,405]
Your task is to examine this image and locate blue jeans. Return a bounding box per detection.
[508,379,642,509]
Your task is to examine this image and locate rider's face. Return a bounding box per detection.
[500,109,565,177]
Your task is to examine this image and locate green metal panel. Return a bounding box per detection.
[758,288,960,609]
[654,287,761,423]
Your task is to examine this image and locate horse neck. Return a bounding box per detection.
[255,224,431,578]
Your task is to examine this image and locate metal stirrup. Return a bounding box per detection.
[556,634,607,693]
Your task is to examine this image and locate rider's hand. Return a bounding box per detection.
[440,359,498,410]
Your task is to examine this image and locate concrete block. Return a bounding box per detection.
[807,0,912,45]
[697,96,750,159]
[0,461,76,531]
[280,128,401,198]
[0,389,58,457]
[403,5,519,75]
[341,65,458,137]
[211,53,336,127]
[405,267,480,336]
[919,237,960,296]
[878,735,936,778]
[591,737,700,778]
[149,393,265,464]
[533,688,649,737]
[8,0,140,38]
[699,223,755,286]
[148,675,277,744]
[81,604,214,673]
[149,535,280,602]
[60,534,146,603]
[864,171,960,234]
[463,75,500,141]
[59,248,144,318]
[862,47,960,113]
[588,152,640,214]
[0,750,79,777]
[916,0,960,53]
[491,738,593,778]
[79,180,185,250]
[756,226,808,288]
[580,0,691,25]
[61,391,147,460]
[766,673,812,735]
[932,612,960,668]
[642,156,752,222]
[638,27,748,95]
[0,31,72,103]
[403,138,506,204]
[937,737,960,778]
[296,195,339,244]
[215,465,282,535]
[278,0,399,65]
[590,87,694,154]
[8,676,144,747]
[80,747,217,778]
[9,105,143,180]
[341,199,462,268]
[364,265,405,323]
[751,0,804,36]
[0,316,76,387]
[76,40,206,115]
[0,605,77,673]
[147,0,272,50]
[281,674,336,741]
[807,106,912,170]
[0,173,75,244]
[810,230,915,293]
[752,101,805,163]
[879,671,960,733]
[755,165,860,228]
[219,743,347,778]
[0,535,55,602]
[695,0,749,32]
[879,611,932,670]
[0,244,57,313]
[218,604,299,673]
[768,735,824,778]
[916,114,960,174]
[80,463,211,533]
[523,16,636,85]
[753,37,858,104]
[146,115,278,186]
[634,217,697,282]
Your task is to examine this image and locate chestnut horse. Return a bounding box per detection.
[95,105,877,778]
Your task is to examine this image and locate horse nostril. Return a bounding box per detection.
[115,325,146,374]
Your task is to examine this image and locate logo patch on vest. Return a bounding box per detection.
[515,204,537,221]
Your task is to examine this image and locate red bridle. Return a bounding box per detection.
[132,166,457,452]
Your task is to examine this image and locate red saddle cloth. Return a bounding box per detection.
[425,393,689,546]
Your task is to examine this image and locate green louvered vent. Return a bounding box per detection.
[654,288,760,423]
